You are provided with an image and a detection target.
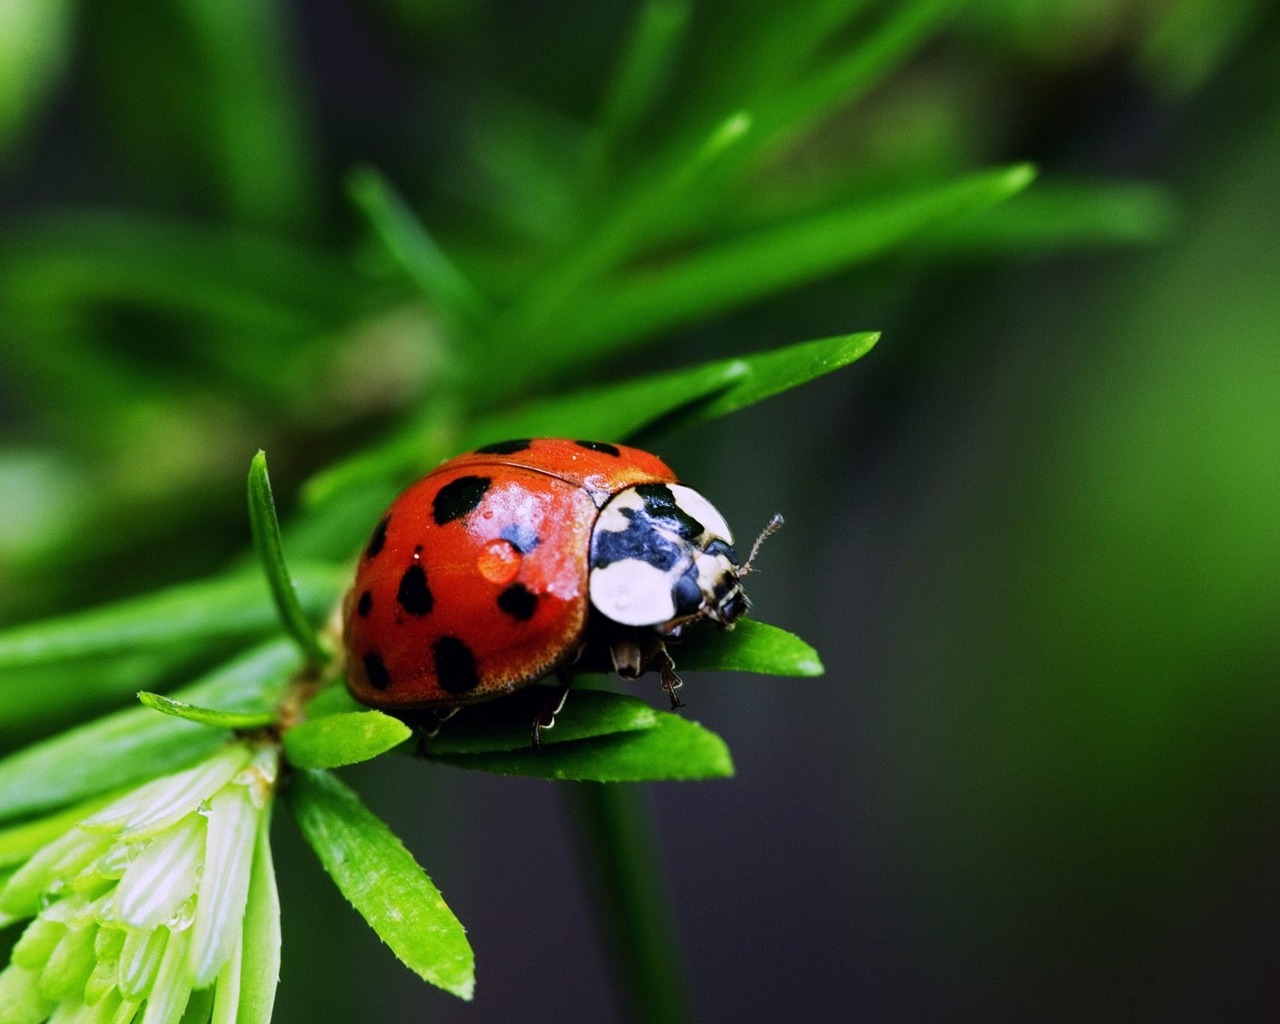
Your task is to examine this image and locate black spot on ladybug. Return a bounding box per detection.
[576,440,620,457]
[635,483,704,540]
[433,637,479,694]
[365,517,390,559]
[591,507,684,571]
[673,565,703,617]
[357,590,373,617]
[433,475,491,526]
[497,583,539,621]
[396,564,434,616]
[500,523,540,554]
[363,651,392,691]
[475,438,531,455]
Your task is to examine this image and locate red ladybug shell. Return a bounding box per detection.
[343,438,677,708]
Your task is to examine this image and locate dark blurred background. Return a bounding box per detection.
[3,1,1279,1021]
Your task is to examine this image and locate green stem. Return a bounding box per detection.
[567,782,696,1024]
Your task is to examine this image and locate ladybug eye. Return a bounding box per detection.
[719,589,749,625]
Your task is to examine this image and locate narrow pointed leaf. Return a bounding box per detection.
[425,711,733,782]
[282,711,412,769]
[597,0,690,146]
[419,688,658,755]
[288,770,474,999]
[671,618,824,676]
[349,167,489,329]
[302,331,873,515]
[0,564,345,670]
[917,179,1180,251]
[136,692,278,730]
[235,809,281,1024]
[0,640,297,823]
[556,166,1035,356]
[0,794,116,869]
[248,450,329,664]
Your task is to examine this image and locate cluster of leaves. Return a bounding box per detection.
[0,0,1179,621]
[0,0,1187,1018]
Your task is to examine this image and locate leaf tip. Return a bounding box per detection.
[1005,162,1039,194]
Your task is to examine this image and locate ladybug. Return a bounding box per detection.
[342,438,780,740]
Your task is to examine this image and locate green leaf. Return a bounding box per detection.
[348,167,489,329]
[553,166,1035,358]
[672,618,825,677]
[235,809,281,1024]
[0,213,363,336]
[0,640,298,823]
[918,180,1180,252]
[248,450,330,664]
[302,331,874,518]
[303,684,366,719]
[420,688,659,755]
[743,0,958,160]
[0,563,344,671]
[287,770,474,1000]
[425,711,733,782]
[487,331,879,448]
[0,793,117,869]
[0,0,73,150]
[489,109,755,367]
[0,645,227,743]
[283,711,413,769]
[136,692,278,731]
[596,0,690,149]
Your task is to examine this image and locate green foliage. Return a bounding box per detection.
[425,711,734,782]
[0,0,1201,1017]
[247,451,329,665]
[282,712,413,770]
[287,770,475,1001]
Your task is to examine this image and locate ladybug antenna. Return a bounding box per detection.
[739,513,784,577]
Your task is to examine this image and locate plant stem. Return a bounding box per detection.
[566,782,697,1024]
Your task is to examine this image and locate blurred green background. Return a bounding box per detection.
[2,0,1278,1020]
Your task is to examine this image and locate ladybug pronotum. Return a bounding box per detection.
[342,438,779,740]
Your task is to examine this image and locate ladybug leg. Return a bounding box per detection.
[608,636,644,679]
[609,635,685,709]
[532,670,574,749]
[423,706,460,739]
[411,706,461,754]
[652,645,685,710]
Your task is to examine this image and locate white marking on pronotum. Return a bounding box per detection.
[668,484,733,543]
[589,558,679,627]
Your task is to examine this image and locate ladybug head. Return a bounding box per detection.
[588,485,782,633]
[701,512,783,629]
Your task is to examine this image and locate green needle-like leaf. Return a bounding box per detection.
[672,618,824,676]
[919,179,1180,251]
[0,640,297,823]
[555,166,1035,357]
[483,331,878,449]
[235,809,282,1024]
[0,793,116,869]
[420,688,659,755]
[302,331,874,518]
[288,770,475,1000]
[248,450,330,665]
[349,166,489,330]
[425,711,733,782]
[0,564,345,671]
[596,0,690,148]
[136,692,278,731]
[283,711,413,769]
